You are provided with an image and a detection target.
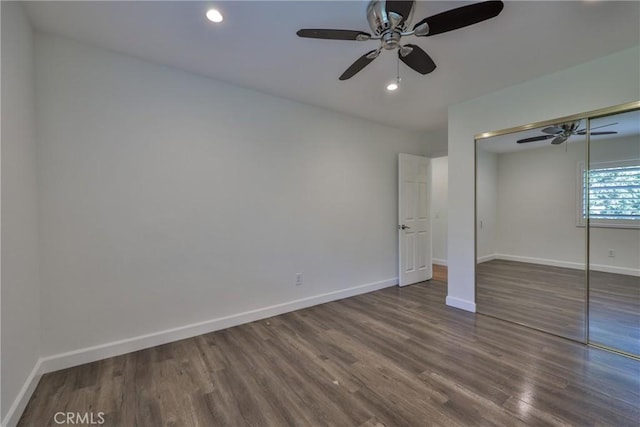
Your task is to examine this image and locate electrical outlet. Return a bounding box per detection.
[608,249,615,258]
[296,273,303,286]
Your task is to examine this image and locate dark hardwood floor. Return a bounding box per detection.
[477,259,640,356]
[20,273,640,426]
[590,269,640,356]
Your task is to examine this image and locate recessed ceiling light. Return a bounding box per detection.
[206,8,223,23]
[386,82,399,91]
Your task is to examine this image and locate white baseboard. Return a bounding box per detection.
[2,360,42,427]
[446,296,476,313]
[496,254,583,270]
[477,254,497,264]
[494,254,640,277]
[432,258,448,266]
[589,263,640,277]
[39,277,397,374]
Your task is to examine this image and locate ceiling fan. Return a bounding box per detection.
[296,0,504,80]
[516,120,618,145]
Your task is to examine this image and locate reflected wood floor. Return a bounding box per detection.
[590,270,640,356]
[20,277,640,426]
[477,260,587,342]
[477,259,640,355]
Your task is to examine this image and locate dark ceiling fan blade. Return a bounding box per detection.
[516,135,555,144]
[339,50,378,80]
[589,131,619,136]
[575,122,619,134]
[296,29,371,41]
[551,136,568,145]
[542,126,563,135]
[398,45,436,75]
[414,1,504,36]
[386,1,415,23]
[588,122,618,131]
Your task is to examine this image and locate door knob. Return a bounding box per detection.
[399,224,410,230]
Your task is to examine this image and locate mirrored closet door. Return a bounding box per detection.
[587,109,640,357]
[475,124,587,341]
[476,102,640,356]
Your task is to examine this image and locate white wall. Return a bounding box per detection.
[494,141,588,266]
[35,33,426,360]
[448,45,640,311]
[1,2,41,424]
[425,129,448,158]
[476,150,498,261]
[431,156,448,264]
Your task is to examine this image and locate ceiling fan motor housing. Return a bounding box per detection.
[564,120,581,133]
[367,1,391,35]
[367,0,414,50]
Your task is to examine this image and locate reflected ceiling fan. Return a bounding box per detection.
[516,120,618,145]
[296,0,504,80]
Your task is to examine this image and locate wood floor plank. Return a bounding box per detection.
[432,264,447,283]
[18,274,640,427]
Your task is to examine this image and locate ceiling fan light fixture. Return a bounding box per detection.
[206,8,223,23]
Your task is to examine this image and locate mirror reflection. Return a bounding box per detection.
[587,109,640,357]
[476,122,587,341]
[476,106,640,355]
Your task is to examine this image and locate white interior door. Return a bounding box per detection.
[399,154,432,286]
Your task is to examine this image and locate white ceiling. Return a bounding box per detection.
[479,109,640,153]
[24,1,640,132]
